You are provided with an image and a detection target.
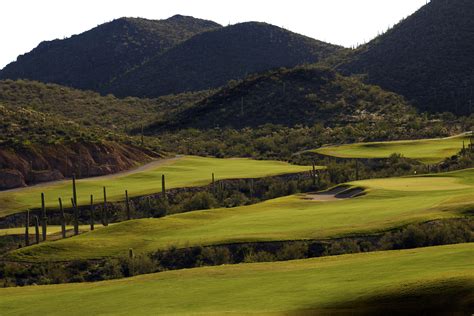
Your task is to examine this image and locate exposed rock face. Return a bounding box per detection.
[0,141,160,190]
[0,169,26,189]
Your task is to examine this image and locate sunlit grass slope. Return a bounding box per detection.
[1,244,473,315]
[313,133,471,164]
[10,169,474,262]
[0,225,107,236]
[0,156,313,217]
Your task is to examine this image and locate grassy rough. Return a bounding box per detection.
[9,169,473,262]
[314,133,471,164]
[0,244,473,315]
[0,156,313,217]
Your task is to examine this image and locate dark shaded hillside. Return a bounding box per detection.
[337,0,474,115]
[0,80,214,131]
[146,67,416,131]
[107,22,342,98]
[0,105,159,190]
[0,15,221,91]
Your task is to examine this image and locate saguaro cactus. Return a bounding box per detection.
[72,173,78,208]
[34,216,40,244]
[311,162,317,186]
[212,173,216,194]
[162,175,167,200]
[41,193,47,241]
[59,198,66,238]
[355,160,360,181]
[90,195,95,231]
[71,198,79,235]
[125,190,131,220]
[103,186,108,226]
[24,210,30,246]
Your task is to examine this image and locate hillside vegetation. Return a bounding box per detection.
[100,22,342,97]
[337,0,474,115]
[147,67,417,131]
[314,133,472,164]
[0,15,221,91]
[10,168,473,262]
[0,79,213,131]
[1,244,473,315]
[0,104,159,189]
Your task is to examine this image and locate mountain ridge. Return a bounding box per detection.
[106,21,343,98]
[336,0,474,115]
[0,15,222,91]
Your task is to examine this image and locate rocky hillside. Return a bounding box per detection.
[337,0,474,115]
[106,22,343,98]
[0,105,159,190]
[146,67,416,131]
[0,15,221,91]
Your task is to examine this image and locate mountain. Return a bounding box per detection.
[145,67,416,131]
[336,0,474,115]
[0,79,214,132]
[0,104,159,190]
[106,22,343,98]
[0,15,221,91]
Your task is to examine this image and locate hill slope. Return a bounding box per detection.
[314,133,472,164]
[106,22,342,98]
[10,168,473,261]
[0,15,221,91]
[0,105,158,190]
[337,0,474,115]
[147,67,416,131]
[1,244,473,315]
[0,79,213,131]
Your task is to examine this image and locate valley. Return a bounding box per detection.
[0,1,473,314]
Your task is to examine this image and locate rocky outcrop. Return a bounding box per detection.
[0,169,26,189]
[0,141,160,190]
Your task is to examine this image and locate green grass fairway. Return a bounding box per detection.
[313,133,472,164]
[0,156,313,217]
[1,244,473,315]
[9,169,474,262]
[0,225,106,236]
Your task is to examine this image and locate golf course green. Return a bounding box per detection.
[313,133,472,163]
[1,243,472,315]
[0,156,314,217]
[9,168,473,262]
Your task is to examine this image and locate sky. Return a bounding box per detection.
[0,0,428,69]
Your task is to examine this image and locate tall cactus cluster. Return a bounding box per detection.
[22,167,175,248]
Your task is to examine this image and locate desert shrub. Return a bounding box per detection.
[328,239,361,255]
[182,192,218,211]
[200,247,232,265]
[244,251,276,263]
[276,242,308,261]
